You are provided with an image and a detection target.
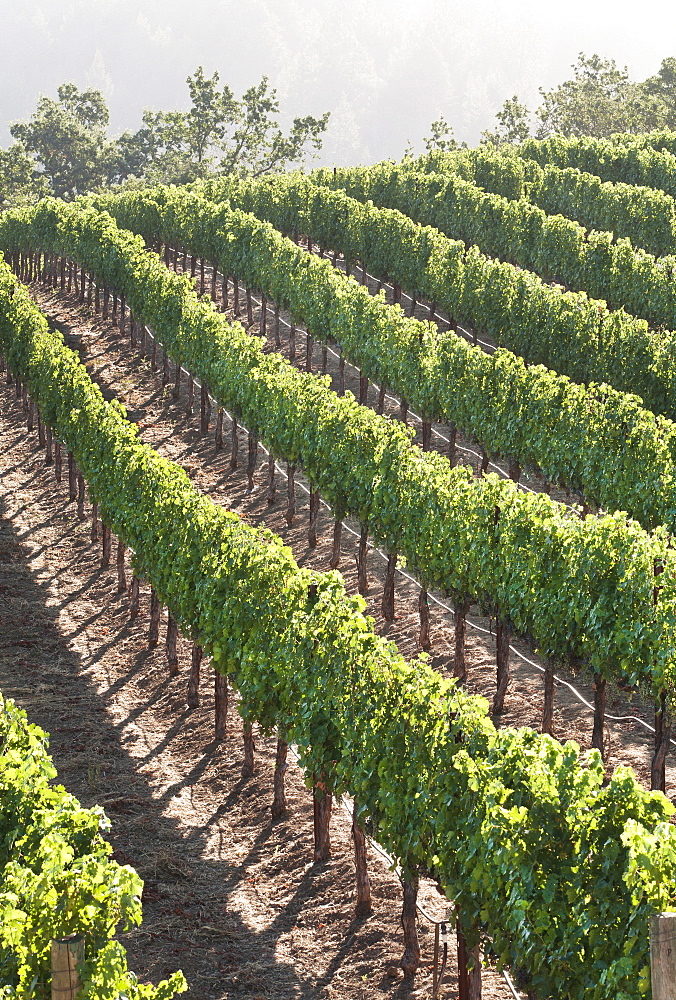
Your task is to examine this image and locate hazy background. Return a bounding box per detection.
[1,0,674,166]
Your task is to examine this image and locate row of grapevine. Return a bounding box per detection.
[424,146,676,258]
[516,133,676,198]
[0,692,186,999]
[3,247,676,1000]
[3,202,676,706]
[313,161,676,341]
[165,173,676,532]
[616,130,676,157]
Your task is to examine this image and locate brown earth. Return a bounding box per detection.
[0,276,673,999]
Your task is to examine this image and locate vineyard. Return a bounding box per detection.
[5,130,676,1000]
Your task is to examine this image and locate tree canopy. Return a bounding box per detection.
[4,69,330,201]
[10,83,111,198]
[479,53,676,145]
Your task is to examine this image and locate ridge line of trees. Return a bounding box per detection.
[424,54,676,152]
[1,67,330,205]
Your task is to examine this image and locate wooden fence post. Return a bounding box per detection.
[51,935,84,1000]
[651,913,676,1000]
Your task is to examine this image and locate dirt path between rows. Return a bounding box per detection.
[0,279,673,998]
[0,292,517,999]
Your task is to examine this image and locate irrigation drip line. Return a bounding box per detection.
[19,269,657,998]
[133,250,676,756]
[316,250,579,505]
[140,307,676,761]
[26,264,665,755]
[177,248,559,503]
[318,246,496,348]
[502,969,524,1000]
[285,742,527,999]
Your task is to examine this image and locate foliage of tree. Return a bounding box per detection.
[0,142,47,208]
[4,70,330,200]
[476,53,676,146]
[422,115,461,153]
[481,95,531,146]
[116,68,330,184]
[10,83,111,197]
[533,52,676,138]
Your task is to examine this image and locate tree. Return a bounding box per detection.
[641,57,676,124]
[10,83,111,198]
[535,53,634,138]
[422,116,461,153]
[110,110,197,186]
[0,143,47,209]
[481,96,531,145]
[217,76,329,176]
[186,66,237,164]
[118,68,330,183]
[533,52,676,138]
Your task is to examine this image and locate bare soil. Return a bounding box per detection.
[0,277,672,998]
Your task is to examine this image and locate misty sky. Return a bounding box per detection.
[1,0,675,166]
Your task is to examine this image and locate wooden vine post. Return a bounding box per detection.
[456,913,482,1000]
[352,800,372,917]
[67,452,77,501]
[116,540,126,594]
[492,617,510,715]
[447,424,457,467]
[400,874,420,978]
[76,471,86,520]
[214,670,228,741]
[591,673,607,757]
[308,486,320,547]
[148,589,161,647]
[200,382,210,433]
[382,552,397,621]
[313,778,332,862]
[652,563,670,791]
[652,691,672,793]
[271,734,288,818]
[454,598,469,683]
[542,658,556,735]
[274,302,281,346]
[215,408,224,449]
[51,935,84,1000]
[259,292,267,331]
[377,383,386,414]
[166,614,179,676]
[357,525,369,595]
[242,722,255,778]
[230,416,239,468]
[286,465,296,526]
[267,452,276,504]
[650,913,676,1000]
[418,587,431,651]
[247,433,258,491]
[421,420,432,450]
[187,644,203,708]
[101,523,111,568]
[329,515,343,569]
